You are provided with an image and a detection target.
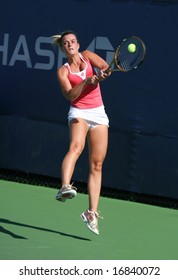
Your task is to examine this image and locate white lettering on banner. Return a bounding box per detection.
[0,33,114,70]
[34,37,55,70]
[9,35,32,68]
[0,33,9,65]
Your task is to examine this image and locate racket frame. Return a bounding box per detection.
[106,36,146,73]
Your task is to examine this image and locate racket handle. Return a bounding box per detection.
[105,67,112,74]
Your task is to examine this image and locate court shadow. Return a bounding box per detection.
[0,225,27,239]
[0,218,91,241]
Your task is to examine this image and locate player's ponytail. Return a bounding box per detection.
[51,35,62,48]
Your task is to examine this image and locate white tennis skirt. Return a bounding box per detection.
[68,105,109,126]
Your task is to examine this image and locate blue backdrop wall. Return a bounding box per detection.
[1,0,178,200]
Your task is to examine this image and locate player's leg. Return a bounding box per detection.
[56,118,89,202]
[87,124,108,212]
[81,124,108,234]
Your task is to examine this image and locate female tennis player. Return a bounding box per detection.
[52,30,110,235]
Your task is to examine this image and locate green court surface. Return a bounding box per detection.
[0,179,178,260]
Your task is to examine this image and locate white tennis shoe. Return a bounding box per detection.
[80,209,103,235]
[55,183,77,202]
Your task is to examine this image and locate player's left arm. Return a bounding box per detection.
[82,49,110,81]
[82,49,109,70]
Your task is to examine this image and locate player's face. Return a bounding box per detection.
[62,34,79,55]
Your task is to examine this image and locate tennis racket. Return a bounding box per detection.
[106,36,146,74]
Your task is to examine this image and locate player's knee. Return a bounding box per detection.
[70,142,84,156]
[90,160,103,173]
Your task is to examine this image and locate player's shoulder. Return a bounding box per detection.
[57,64,68,72]
[81,49,95,59]
[57,64,68,78]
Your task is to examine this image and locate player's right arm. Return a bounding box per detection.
[57,66,89,101]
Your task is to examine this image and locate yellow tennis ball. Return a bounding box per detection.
[128,43,136,53]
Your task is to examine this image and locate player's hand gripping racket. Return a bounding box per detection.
[105,36,146,74]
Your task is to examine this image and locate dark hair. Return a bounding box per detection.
[51,30,79,49]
